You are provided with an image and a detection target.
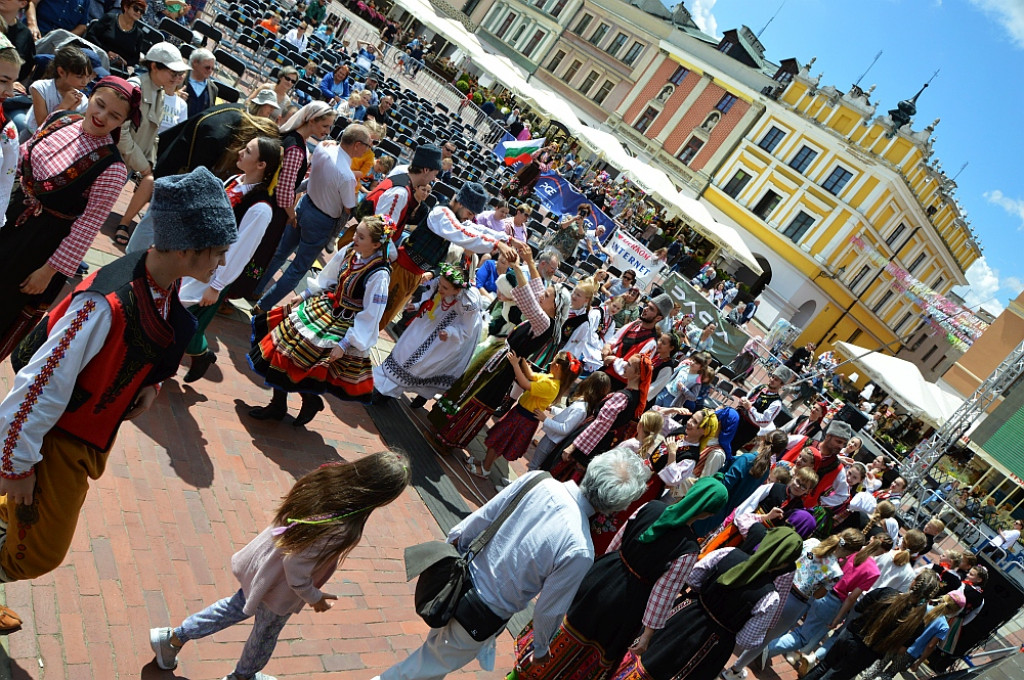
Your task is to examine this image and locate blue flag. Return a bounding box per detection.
[532,172,615,241]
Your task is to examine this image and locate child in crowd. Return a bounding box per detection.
[471,351,581,478]
[528,371,612,472]
[27,45,92,138]
[150,451,411,679]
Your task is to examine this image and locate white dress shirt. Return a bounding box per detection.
[306,143,357,219]
[447,471,596,655]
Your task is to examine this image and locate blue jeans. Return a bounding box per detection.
[256,195,339,310]
[175,589,291,677]
[766,590,842,656]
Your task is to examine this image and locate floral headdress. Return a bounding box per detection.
[437,262,469,288]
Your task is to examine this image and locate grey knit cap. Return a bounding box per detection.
[152,167,237,251]
[826,419,853,440]
[652,293,674,318]
[772,365,795,383]
[457,181,488,215]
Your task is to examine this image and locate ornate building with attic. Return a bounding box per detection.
[702,61,981,357]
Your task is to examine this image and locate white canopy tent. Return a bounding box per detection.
[674,194,763,274]
[833,342,964,428]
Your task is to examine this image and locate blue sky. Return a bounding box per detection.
[670,0,1023,315]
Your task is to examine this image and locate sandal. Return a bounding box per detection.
[113,224,132,246]
[464,459,490,479]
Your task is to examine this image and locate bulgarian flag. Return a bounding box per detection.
[500,137,546,166]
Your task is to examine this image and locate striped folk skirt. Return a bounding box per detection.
[515,620,619,680]
[248,293,374,401]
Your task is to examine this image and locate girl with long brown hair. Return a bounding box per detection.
[150,450,411,678]
[801,570,940,680]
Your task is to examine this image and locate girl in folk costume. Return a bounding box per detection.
[645,332,681,408]
[700,465,818,557]
[656,408,722,499]
[179,136,283,383]
[229,102,336,301]
[512,478,729,680]
[611,527,804,680]
[818,462,867,539]
[722,529,866,680]
[801,570,941,680]
[554,354,654,482]
[429,243,570,450]
[0,77,137,359]
[0,34,22,223]
[150,450,411,680]
[591,410,667,553]
[529,372,611,472]
[372,263,485,405]
[248,216,392,425]
[692,429,786,537]
[558,278,604,373]
[598,296,625,344]
[473,351,581,479]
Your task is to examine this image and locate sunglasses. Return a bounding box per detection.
[283,76,298,83]
[130,4,146,12]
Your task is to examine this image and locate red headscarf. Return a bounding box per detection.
[92,76,142,141]
[635,353,653,419]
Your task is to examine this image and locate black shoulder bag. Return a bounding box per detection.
[404,472,551,632]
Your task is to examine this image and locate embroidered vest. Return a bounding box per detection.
[17,112,120,223]
[356,172,414,227]
[331,249,390,313]
[12,252,196,451]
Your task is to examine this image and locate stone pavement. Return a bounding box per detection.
[0,195,517,680]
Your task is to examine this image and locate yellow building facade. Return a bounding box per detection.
[704,62,981,358]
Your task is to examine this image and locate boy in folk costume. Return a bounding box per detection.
[379,181,518,330]
[732,364,795,452]
[0,167,236,632]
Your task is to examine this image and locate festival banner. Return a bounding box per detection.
[606,231,660,289]
[532,171,616,240]
[659,273,747,365]
[850,235,988,350]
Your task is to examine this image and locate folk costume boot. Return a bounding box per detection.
[183,350,217,383]
[249,389,288,421]
[293,393,324,427]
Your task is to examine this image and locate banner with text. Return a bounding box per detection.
[607,231,661,289]
[533,172,616,240]
[659,273,747,365]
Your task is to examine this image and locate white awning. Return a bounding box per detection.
[833,342,964,428]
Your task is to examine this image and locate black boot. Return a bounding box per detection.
[293,393,324,427]
[249,389,287,420]
[409,395,428,409]
[184,350,217,383]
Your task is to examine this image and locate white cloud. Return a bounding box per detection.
[952,257,1009,316]
[969,0,1024,48]
[689,0,720,38]
[984,189,1024,229]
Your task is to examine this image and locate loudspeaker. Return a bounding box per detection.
[928,554,1024,671]
[834,402,869,432]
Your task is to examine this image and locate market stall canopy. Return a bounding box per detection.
[833,342,964,428]
[674,193,763,274]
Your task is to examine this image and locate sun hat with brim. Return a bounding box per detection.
[250,89,282,115]
[145,42,189,72]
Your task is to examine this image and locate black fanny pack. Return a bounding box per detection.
[453,587,509,642]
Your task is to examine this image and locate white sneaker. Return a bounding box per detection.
[149,627,180,670]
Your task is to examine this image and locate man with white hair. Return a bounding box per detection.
[184,48,218,119]
[376,449,650,680]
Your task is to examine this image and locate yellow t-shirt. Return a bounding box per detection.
[351,149,375,199]
[518,373,560,413]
